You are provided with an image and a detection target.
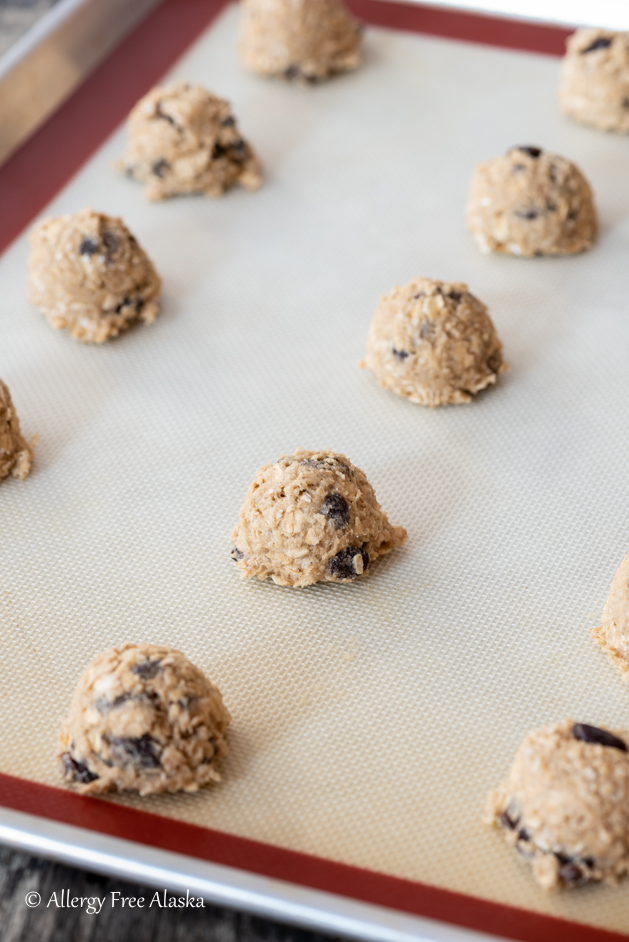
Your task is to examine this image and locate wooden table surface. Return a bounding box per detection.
[0,843,343,942]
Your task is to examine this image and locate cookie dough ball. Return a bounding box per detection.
[559,30,629,133]
[117,83,262,201]
[0,380,36,481]
[592,551,629,677]
[466,146,597,257]
[485,719,629,889]
[362,277,506,407]
[59,643,230,796]
[240,0,362,82]
[231,448,407,587]
[28,208,161,344]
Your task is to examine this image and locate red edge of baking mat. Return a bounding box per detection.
[1,772,626,942]
[0,2,604,941]
[347,0,571,56]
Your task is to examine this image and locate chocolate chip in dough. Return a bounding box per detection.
[582,36,612,53]
[320,493,350,528]
[61,752,99,784]
[79,237,99,256]
[152,158,169,178]
[132,659,162,680]
[328,546,369,580]
[572,723,627,752]
[515,146,542,158]
[109,734,162,769]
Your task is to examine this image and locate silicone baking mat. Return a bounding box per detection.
[1,0,629,938]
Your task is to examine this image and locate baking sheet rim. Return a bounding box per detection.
[0,806,501,942]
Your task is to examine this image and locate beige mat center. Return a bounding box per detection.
[1,4,629,933]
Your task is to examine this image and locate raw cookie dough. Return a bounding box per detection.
[466,146,597,257]
[592,551,629,677]
[0,380,36,481]
[485,719,629,889]
[559,29,629,133]
[231,448,407,587]
[117,83,262,201]
[240,0,362,82]
[59,643,230,796]
[361,277,506,406]
[28,208,161,344]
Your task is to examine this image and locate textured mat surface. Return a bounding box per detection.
[1,4,629,933]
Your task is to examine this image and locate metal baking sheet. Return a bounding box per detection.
[1,2,629,939]
[0,0,161,166]
[0,0,59,58]
[0,806,496,942]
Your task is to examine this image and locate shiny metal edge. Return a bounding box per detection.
[0,0,162,167]
[0,807,503,942]
[392,0,629,31]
